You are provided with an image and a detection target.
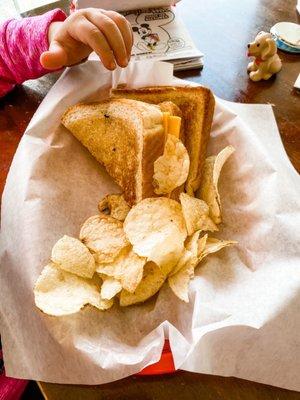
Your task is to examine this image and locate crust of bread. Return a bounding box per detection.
[112,86,215,194]
[61,99,165,205]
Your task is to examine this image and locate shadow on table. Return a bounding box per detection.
[21,381,43,400]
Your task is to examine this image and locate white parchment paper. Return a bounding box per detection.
[0,60,299,390]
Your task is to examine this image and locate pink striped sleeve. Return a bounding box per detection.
[0,9,67,98]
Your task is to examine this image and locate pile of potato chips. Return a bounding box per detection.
[34,144,236,316]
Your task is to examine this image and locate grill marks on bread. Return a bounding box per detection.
[62,99,165,205]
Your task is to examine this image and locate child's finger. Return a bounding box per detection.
[100,11,133,60]
[40,41,68,70]
[73,18,116,70]
[85,11,128,67]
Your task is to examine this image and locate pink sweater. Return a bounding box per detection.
[0,9,67,98]
[0,9,68,400]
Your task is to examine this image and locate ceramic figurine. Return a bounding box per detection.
[247,31,282,81]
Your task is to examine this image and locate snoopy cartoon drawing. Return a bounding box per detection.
[132,23,160,51]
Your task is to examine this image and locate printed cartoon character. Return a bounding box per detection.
[132,23,160,51]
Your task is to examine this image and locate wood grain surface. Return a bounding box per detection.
[0,0,299,399]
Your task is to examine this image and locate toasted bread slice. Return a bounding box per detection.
[61,98,166,205]
[112,86,215,194]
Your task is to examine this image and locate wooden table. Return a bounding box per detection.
[0,0,299,399]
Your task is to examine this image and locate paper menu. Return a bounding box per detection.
[74,0,181,12]
[0,61,299,391]
[122,7,202,67]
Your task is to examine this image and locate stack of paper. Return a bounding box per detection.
[13,0,65,16]
[75,0,203,71]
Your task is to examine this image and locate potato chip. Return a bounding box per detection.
[51,235,95,278]
[120,262,166,306]
[124,198,187,270]
[169,247,192,277]
[98,194,130,222]
[97,246,146,293]
[186,230,201,257]
[80,215,129,263]
[170,230,200,276]
[34,263,113,316]
[180,193,218,235]
[153,134,190,195]
[197,234,208,258]
[168,231,201,302]
[199,146,235,224]
[168,261,194,303]
[149,228,185,276]
[100,277,122,300]
[199,237,237,261]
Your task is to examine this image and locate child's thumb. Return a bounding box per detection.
[40,41,68,70]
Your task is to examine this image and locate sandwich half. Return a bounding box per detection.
[112,86,215,195]
[62,98,168,205]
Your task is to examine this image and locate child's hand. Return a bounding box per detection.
[40,8,133,71]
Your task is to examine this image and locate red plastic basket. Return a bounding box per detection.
[137,340,175,375]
